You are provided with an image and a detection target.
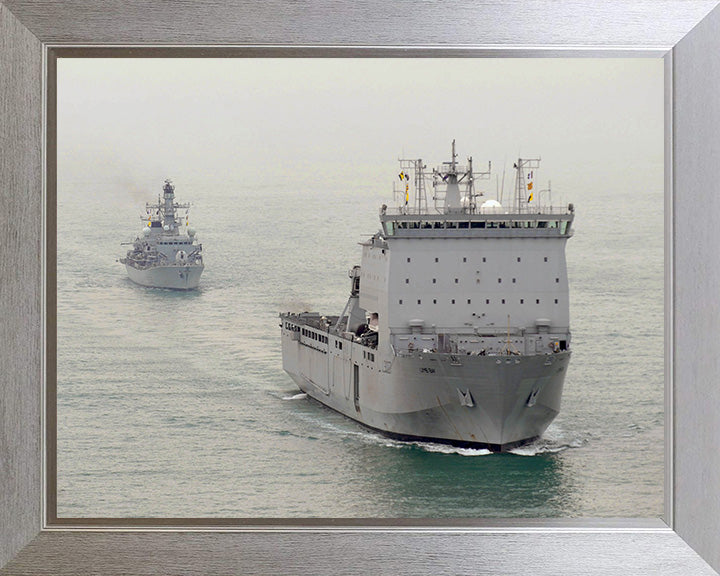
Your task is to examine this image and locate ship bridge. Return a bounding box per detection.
[379,205,574,239]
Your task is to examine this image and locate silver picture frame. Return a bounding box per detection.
[2,1,720,574]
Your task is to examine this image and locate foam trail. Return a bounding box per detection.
[282,392,308,401]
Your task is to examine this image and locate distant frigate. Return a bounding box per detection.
[120,179,204,290]
[281,142,574,451]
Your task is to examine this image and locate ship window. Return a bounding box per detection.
[521,299,524,304]
[399,299,403,305]
[433,299,437,304]
[451,299,455,304]
[454,278,458,284]
[486,299,490,304]
[467,299,471,304]
[339,342,342,350]
[432,278,436,284]
[407,257,411,262]
[482,257,486,262]
[435,257,439,263]
[502,299,506,304]
[517,257,521,262]
[417,299,421,305]
[556,278,560,283]
[512,278,516,283]
[463,257,467,263]
[536,299,540,304]
[555,299,559,304]
[405,278,409,284]
[498,278,502,283]
[544,257,548,262]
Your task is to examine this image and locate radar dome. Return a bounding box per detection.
[176,250,187,263]
[480,199,503,213]
[187,227,196,237]
[163,225,170,231]
[142,228,151,237]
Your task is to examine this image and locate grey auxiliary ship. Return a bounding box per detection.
[281,142,574,451]
[120,179,204,290]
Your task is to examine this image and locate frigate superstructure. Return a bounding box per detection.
[120,179,204,290]
[280,142,574,451]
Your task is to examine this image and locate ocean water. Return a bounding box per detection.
[56,165,663,519]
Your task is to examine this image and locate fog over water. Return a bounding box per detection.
[57,58,664,518]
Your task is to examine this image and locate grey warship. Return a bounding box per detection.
[280,142,574,451]
[120,179,204,290]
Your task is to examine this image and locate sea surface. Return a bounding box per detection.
[56,166,664,519]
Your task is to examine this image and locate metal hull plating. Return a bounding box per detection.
[281,330,570,451]
[125,263,203,290]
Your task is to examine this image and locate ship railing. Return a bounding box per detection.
[382,205,571,217]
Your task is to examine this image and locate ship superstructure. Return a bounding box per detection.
[281,142,574,451]
[120,179,204,290]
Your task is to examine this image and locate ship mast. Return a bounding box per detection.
[397,158,428,214]
[513,158,541,213]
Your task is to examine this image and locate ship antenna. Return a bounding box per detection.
[499,158,506,204]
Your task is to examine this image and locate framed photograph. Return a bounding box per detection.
[53,56,664,521]
[2,2,720,574]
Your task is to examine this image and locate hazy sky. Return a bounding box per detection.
[58,58,663,197]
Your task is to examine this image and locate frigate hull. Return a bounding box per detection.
[282,331,570,451]
[124,263,203,290]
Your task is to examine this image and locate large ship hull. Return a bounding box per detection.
[124,263,204,290]
[281,326,570,451]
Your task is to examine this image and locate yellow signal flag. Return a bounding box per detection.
[527,192,534,203]
[527,181,534,191]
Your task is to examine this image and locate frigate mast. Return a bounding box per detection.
[148,179,191,234]
[513,158,541,213]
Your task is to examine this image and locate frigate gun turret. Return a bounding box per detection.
[119,179,204,290]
